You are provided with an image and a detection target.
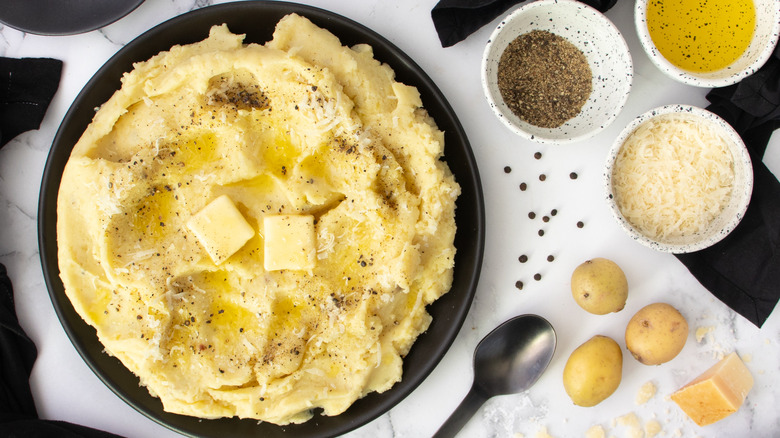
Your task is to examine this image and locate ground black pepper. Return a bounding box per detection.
[497,30,592,128]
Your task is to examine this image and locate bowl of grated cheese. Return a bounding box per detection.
[605,104,753,253]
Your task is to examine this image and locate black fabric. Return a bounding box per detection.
[0,57,62,147]
[0,264,38,417]
[0,263,123,437]
[431,0,617,47]
[0,57,122,437]
[675,45,780,328]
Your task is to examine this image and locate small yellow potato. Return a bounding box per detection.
[563,335,623,407]
[571,258,629,315]
[625,303,688,365]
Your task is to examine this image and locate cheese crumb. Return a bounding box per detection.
[535,426,555,438]
[644,419,662,438]
[635,381,657,405]
[695,326,714,343]
[585,424,606,438]
[616,413,643,438]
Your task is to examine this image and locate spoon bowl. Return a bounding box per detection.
[434,314,556,437]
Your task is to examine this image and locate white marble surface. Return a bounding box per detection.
[1,0,779,437]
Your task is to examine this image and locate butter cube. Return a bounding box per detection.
[671,352,754,426]
[187,195,255,265]
[263,214,315,271]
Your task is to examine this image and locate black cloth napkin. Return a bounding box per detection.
[431,0,617,47]
[0,57,62,147]
[0,57,122,437]
[0,266,122,438]
[675,45,780,328]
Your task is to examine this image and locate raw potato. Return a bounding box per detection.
[571,258,629,315]
[625,303,688,365]
[563,335,623,407]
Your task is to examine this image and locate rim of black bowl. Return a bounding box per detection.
[38,2,485,437]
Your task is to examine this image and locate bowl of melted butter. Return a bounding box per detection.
[635,0,780,87]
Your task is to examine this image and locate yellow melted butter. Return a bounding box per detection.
[171,132,219,174]
[647,0,755,72]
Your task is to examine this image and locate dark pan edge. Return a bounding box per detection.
[38,2,485,437]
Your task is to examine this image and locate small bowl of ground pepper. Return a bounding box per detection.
[482,0,633,144]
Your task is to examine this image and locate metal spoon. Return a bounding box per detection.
[433,314,557,437]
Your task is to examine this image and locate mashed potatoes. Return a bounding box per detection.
[56,14,459,425]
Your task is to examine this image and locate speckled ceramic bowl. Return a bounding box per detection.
[605,105,753,253]
[635,0,780,88]
[482,0,633,145]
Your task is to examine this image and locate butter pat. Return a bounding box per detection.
[263,214,316,271]
[671,352,753,426]
[187,195,255,265]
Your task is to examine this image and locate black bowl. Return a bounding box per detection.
[0,0,145,35]
[38,2,484,437]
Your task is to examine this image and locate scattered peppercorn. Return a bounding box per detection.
[528,211,536,219]
[534,151,542,159]
[551,209,558,216]
[539,174,546,181]
[519,254,529,263]
[542,216,550,223]
[538,229,545,236]
[577,221,585,228]
[519,182,528,191]
[570,172,578,179]
[515,280,524,290]
[534,273,542,281]
[547,255,555,262]
[504,166,512,173]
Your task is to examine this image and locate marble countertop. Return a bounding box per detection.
[1,0,778,437]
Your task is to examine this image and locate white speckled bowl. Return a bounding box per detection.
[605,105,754,253]
[482,0,633,144]
[635,0,780,88]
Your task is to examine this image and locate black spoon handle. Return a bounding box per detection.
[432,385,489,438]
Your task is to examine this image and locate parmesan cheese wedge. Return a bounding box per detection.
[263,214,316,271]
[671,352,753,426]
[187,195,255,265]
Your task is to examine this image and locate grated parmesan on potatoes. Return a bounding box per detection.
[611,113,735,241]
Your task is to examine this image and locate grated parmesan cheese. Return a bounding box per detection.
[612,114,735,241]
